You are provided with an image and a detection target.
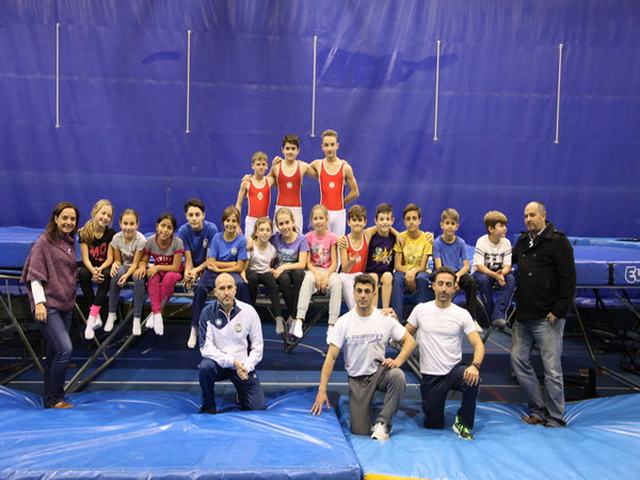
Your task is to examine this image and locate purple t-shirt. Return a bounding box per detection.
[366,232,396,274]
[306,230,337,269]
[270,232,309,267]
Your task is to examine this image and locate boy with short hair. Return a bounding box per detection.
[471,210,515,328]
[308,129,359,236]
[433,208,479,328]
[391,204,434,321]
[236,151,274,237]
[177,198,219,348]
[339,205,369,309]
[364,204,397,309]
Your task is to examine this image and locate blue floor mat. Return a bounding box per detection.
[338,393,640,480]
[0,387,360,480]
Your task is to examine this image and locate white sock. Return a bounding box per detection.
[92,314,103,330]
[153,313,164,336]
[132,317,142,336]
[187,326,197,348]
[104,313,117,332]
[290,319,303,339]
[84,316,95,340]
[145,313,155,329]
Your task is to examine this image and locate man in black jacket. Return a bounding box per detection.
[511,201,576,427]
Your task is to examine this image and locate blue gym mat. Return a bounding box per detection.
[0,387,361,480]
[338,393,640,480]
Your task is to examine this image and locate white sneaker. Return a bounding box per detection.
[84,316,95,340]
[290,319,303,339]
[370,422,389,441]
[474,320,483,333]
[132,317,142,336]
[153,313,164,336]
[92,314,103,330]
[104,313,117,332]
[326,325,334,345]
[275,316,285,335]
[187,326,197,348]
[145,313,155,329]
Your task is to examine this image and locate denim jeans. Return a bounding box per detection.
[473,271,516,321]
[510,317,565,421]
[37,308,73,407]
[198,358,265,412]
[391,271,433,321]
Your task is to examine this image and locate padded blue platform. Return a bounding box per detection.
[0,387,361,480]
[338,394,640,480]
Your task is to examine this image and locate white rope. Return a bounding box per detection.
[55,22,61,128]
[433,39,441,141]
[554,43,564,144]
[310,35,318,138]
[185,29,192,134]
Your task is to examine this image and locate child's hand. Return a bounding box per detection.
[133,266,146,280]
[240,272,248,283]
[92,270,105,284]
[272,155,283,165]
[404,269,417,290]
[272,266,284,279]
[147,265,159,278]
[315,271,327,291]
[110,262,121,278]
[117,273,129,287]
[336,236,348,250]
[241,174,252,183]
[495,272,506,287]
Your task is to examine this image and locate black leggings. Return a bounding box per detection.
[78,266,111,310]
[275,269,305,318]
[247,271,282,318]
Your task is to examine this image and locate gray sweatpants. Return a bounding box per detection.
[296,269,342,325]
[348,365,406,435]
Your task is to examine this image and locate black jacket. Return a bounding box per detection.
[512,222,576,321]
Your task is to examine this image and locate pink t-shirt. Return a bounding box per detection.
[306,230,337,270]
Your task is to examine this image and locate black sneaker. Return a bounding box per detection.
[452,415,474,440]
[544,417,566,428]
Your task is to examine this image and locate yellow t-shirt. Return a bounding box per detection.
[394,230,434,270]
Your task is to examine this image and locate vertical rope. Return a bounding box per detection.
[55,22,61,128]
[185,29,192,134]
[310,35,318,138]
[554,43,564,144]
[433,39,441,142]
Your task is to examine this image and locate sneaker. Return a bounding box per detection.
[92,315,103,330]
[370,422,389,441]
[491,318,507,328]
[522,414,546,426]
[544,417,566,428]
[187,326,197,349]
[473,320,483,333]
[326,325,334,345]
[51,400,74,409]
[104,313,117,332]
[153,313,164,336]
[290,319,304,339]
[132,317,142,336]
[452,415,474,440]
[275,316,285,335]
[84,316,95,340]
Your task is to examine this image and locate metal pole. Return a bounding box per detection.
[433,40,441,142]
[554,43,564,144]
[185,29,192,134]
[55,22,61,128]
[310,35,318,138]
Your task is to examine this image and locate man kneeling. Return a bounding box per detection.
[311,274,416,440]
[198,273,265,413]
[405,267,485,439]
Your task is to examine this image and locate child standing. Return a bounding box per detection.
[140,213,184,336]
[236,152,274,237]
[245,217,284,333]
[190,206,250,346]
[106,209,147,336]
[433,208,480,329]
[79,199,115,340]
[271,207,309,337]
[339,205,369,310]
[295,204,342,343]
[471,211,515,328]
[391,203,434,321]
[177,198,219,347]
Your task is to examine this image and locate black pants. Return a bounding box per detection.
[275,269,305,317]
[458,273,478,320]
[247,271,282,318]
[78,266,111,310]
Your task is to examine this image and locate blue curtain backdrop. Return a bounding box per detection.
[0,0,638,240]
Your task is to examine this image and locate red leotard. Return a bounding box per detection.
[319,160,345,211]
[275,162,302,207]
[345,234,368,273]
[247,178,271,217]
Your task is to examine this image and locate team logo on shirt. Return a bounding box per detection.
[203,239,209,249]
[286,181,293,189]
[234,323,243,333]
[329,181,336,189]
[355,255,361,263]
[257,192,264,200]
[215,318,223,328]
[231,247,238,255]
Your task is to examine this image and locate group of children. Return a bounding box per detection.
[76,128,515,348]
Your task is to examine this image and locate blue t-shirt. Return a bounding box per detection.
[177,221,219,267]
[270,232,309,266]
[433,235,468,272]
[207,232,248,262]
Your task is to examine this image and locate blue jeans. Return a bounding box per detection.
[109,265,146,318]
[198,358,265,412]
[473,271,516,321]
[391,271,432,321]
[190,270,250,327]
[510,317,565,421]
[37,309,73,407]
[420,363,479,429]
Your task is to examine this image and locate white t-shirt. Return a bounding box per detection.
[248,242,277,274]
[406,301,476,375]
[329,308,406,377]
[472,235,512,273]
